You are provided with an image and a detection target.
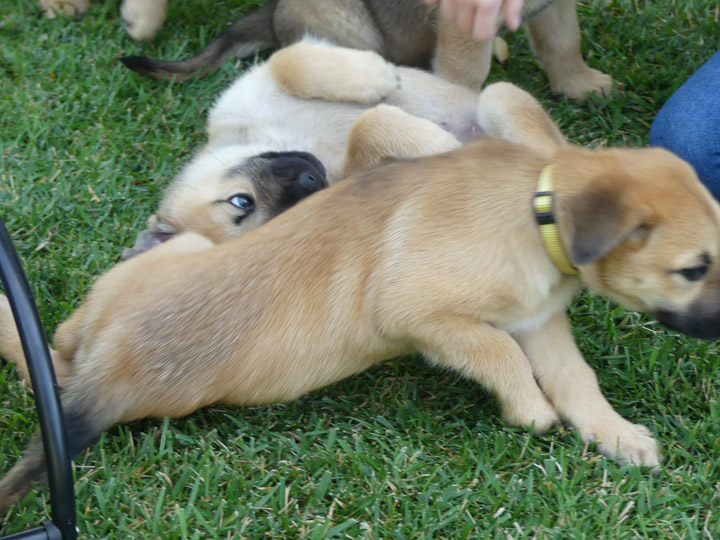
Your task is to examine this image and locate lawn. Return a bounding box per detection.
[0,0,718,538]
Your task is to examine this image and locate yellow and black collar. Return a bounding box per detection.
[532,166,578,276]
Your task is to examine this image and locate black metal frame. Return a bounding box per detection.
[0,218,77,540]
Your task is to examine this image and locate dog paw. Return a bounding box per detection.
[501,397,560,435]
[343,51,401,103]
[581,420,661,467]
[120,0,167,41]
[551,67,613,101]
[40,0,90,17]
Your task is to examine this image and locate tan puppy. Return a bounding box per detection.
[121,0,612,100]
[3,132,720,514]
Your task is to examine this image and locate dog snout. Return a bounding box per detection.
[256,151,328,186]
[297,171,323,193]
[656,302,720,340]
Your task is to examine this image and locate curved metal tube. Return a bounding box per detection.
[0,218,76,540]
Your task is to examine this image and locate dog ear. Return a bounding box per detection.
[564,187,650,266]
[121,214,178,260]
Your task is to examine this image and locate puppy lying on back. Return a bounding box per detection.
[3,126,720,515]
[1,38,563,385]
[128,37,565,250]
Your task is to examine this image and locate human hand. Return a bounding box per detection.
[424,0,525,41]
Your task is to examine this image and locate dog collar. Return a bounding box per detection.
[533,166,578,276]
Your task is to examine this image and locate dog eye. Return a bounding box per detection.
[678,265,708,282]
[227,194,255,211]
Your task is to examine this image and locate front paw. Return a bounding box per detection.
[551,67,613,101]
[40,0,90,17]
[501,397,560,435]
[581,420,661,467]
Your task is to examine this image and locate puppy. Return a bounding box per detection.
[121,0,612,100]
[4,130,720,516]
[40,0,167,41]
[0,39,563,385]
[127,37,565,249]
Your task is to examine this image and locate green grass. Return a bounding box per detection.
[1,0,719,537]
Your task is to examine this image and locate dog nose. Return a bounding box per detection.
[298,172,322,192]
[656,308,720,340]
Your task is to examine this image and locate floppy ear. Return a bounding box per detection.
[121,214,178,260]
[563,187,649,266]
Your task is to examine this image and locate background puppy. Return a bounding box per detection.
[121,0,612,100]
[2,133,719,515]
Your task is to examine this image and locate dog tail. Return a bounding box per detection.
[0,387,118,515]
[121,0,280,81]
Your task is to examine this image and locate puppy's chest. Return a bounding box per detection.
[495,277,579,334]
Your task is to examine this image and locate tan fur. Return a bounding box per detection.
[74,142,718,464]
[433,15,496,93]
[4,133,720,513]
[267,41,400,104]
[0,295,73,385]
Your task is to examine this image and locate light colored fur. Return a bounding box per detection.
[4,42,720,510]
[5,137,720,517]
[57,142,720,470]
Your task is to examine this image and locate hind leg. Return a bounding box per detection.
[342,105,461,176]
[268,39,400,104]
[477,82,566,158]
[526,0,612,100]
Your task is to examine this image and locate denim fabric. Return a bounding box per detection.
[649,49,720,200]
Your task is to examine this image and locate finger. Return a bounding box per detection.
[471,1,501,41]
[504,0,525,30]
[439,0,459,21]
[454,4,478,33]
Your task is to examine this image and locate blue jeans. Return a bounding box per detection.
[649,49,720,200]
